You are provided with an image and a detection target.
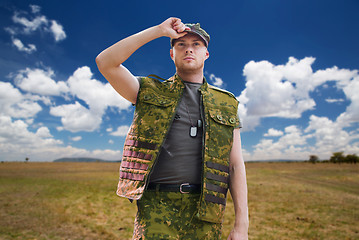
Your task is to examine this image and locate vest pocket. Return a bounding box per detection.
[208,108,237,126]
[206,108,237,159]
[119,170,145,181]
[141,90,176,107]
[134,89,177,141]
[203,157,230,203]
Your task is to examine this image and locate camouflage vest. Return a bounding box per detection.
[116,74,240,223]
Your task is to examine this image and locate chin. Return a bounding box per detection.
[177,63,203,72]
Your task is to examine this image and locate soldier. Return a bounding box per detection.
[96,17,248,240]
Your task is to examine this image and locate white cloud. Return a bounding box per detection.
[238,57,359,132]
[251,125,311,161]
[0,116,122,162]
[325,98,345,103]
[264,128,283,137]
[36,127,53,138]
[4,27,16,36]
[305,115,353,152]
[0,82,42,118]
[0,116,62,160]
[246,113,359,161]
[209,73,224,88]
[236,100,260,132]
[240,57,315,121]
[26,94,53,106]
[50,101,102,132]
[5,65,133,133]
[30,5,41,14]
[14,68,69,96]
[5,4,66,54]
[56,126,64,131]
[67,67,132,115]
[240,57,358,161]
[11,38,36,54]
[110,125,130,136]
[91,149,122,160]
[71,136,82,142]
[337,75,359,127]
[26,118,34,125]
[312,66,358,88]
[281,125,307,146]
[49,20,66,42]
[12,12,48,34]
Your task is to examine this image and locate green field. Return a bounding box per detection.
[0,162,358,240]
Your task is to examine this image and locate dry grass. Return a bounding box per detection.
[0,162,358,239]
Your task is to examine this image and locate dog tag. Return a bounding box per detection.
[190,126,197,138]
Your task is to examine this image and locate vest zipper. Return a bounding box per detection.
[143,85,185,191]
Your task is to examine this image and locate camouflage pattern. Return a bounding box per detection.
[116,74,239,223]
[132,190,222,239]
[197,81,239,223]
[116,75,185,200]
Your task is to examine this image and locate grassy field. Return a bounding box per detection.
[0,162,358,240]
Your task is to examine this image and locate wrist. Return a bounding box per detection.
[138,25,165,44]
[234,219,249,232]
[155,24,166,37]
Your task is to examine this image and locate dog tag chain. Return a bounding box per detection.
[183,100,201,138]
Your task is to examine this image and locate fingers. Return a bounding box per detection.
[171,18,190,33]
[159,17,190,39]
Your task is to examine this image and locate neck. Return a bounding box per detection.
[176,70,204,84]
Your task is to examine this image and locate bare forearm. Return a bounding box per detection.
[96,25,163,71]
[228,129,249,240]
[229,161,249,231]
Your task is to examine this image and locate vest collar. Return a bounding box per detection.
[170,74,209,92]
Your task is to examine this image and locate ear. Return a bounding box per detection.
[170,48,174,60]
[205,49,209,60]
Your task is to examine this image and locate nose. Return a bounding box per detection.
[185,48,193,54]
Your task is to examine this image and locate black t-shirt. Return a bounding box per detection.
[149,81,203,184]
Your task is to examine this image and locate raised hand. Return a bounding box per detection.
[158,17,190,39]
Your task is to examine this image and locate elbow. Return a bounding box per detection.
[95,53,122,74]
[95,51,113,73]
[230,159,239,172]
[95,53,105,72]
[229,164,237,176]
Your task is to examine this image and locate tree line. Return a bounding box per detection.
[309,152,358,164]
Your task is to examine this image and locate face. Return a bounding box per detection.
[170,33,209,74]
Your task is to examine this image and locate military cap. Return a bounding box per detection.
[171,23,210,47]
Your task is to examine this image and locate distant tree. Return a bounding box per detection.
[25,157,29,163]
[309,155,319,164]
[330,152,345,163]
[345,154,358,164]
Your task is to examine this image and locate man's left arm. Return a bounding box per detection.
[227,128,249,240]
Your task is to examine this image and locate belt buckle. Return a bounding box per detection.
[180,183,190,194]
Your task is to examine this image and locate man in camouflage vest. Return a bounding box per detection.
[96,17,248,240]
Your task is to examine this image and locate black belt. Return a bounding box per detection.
[147,183,201,194]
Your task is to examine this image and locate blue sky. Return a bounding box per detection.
[0,0,358,161]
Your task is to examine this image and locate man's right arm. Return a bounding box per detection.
[95,17,189,104]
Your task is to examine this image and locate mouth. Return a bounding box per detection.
[183,56,195,61]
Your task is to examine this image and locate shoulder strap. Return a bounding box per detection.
[208,84,237,99]
[147,74,168,81]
